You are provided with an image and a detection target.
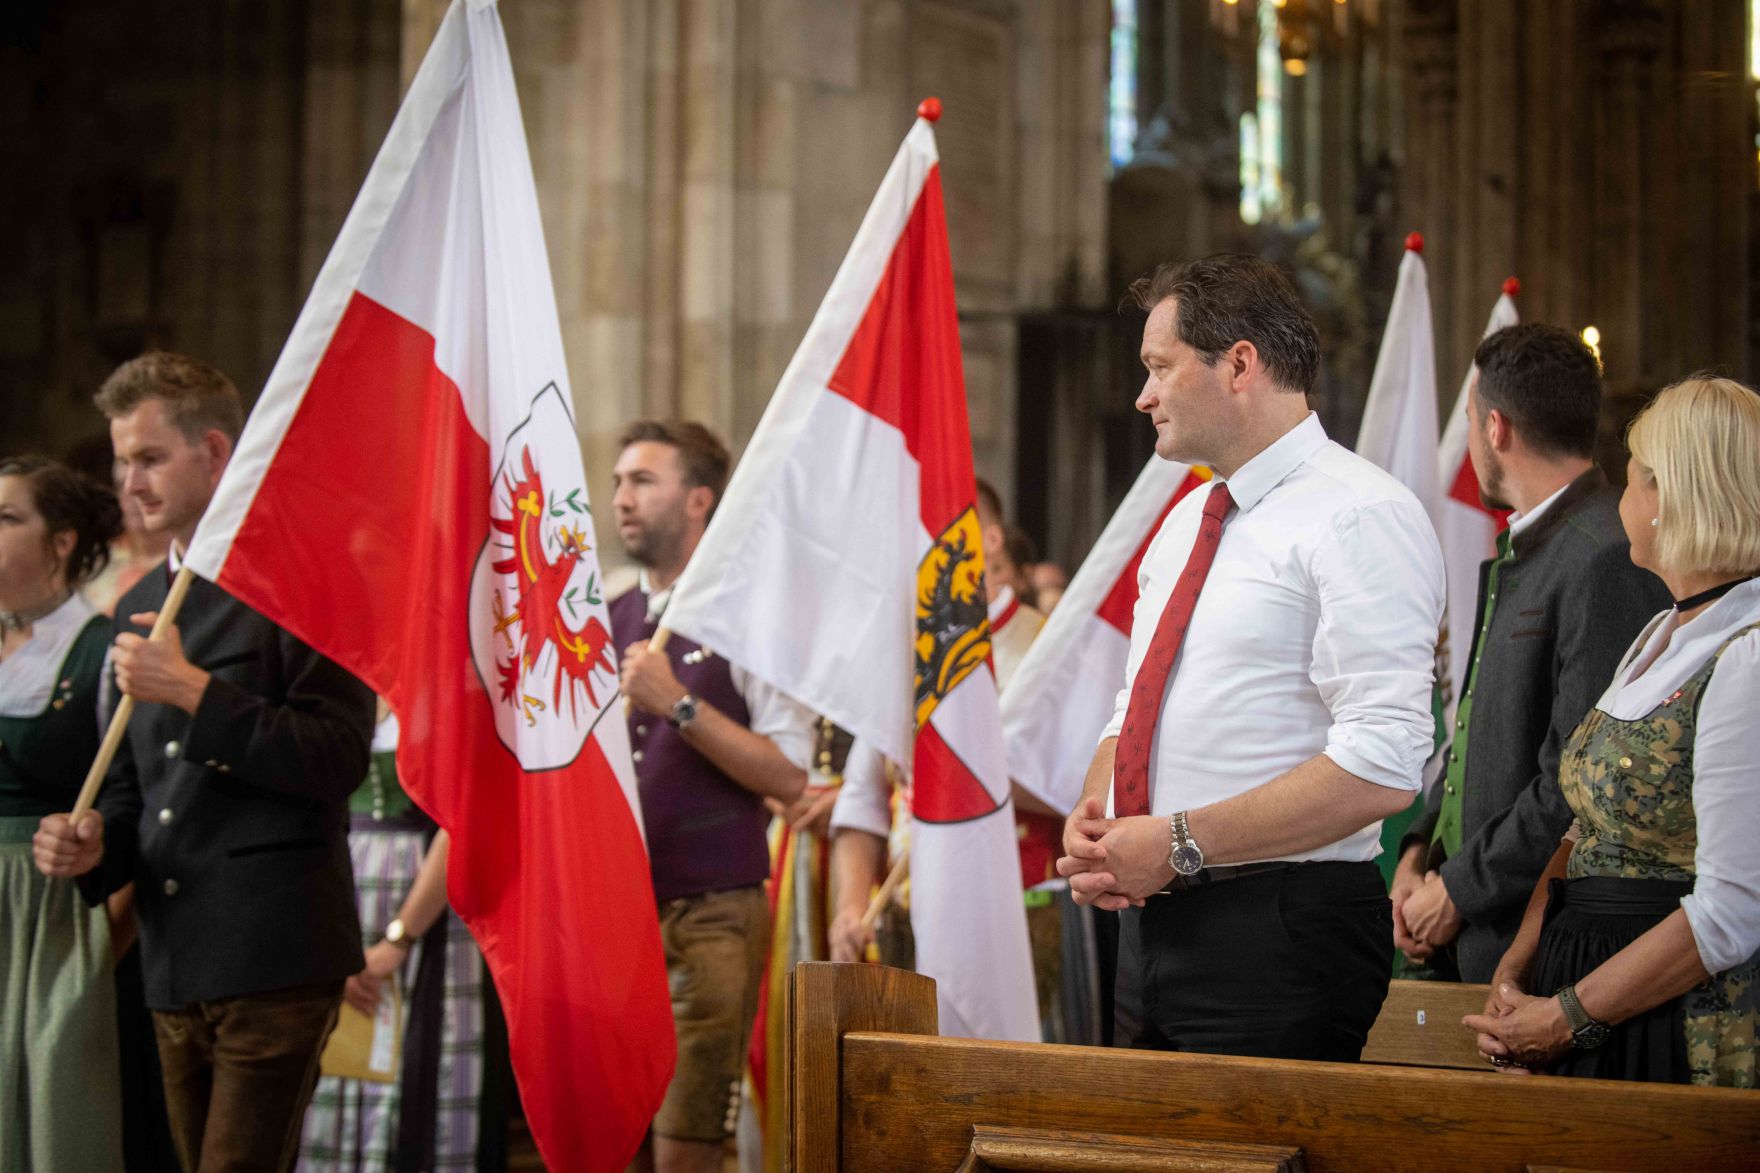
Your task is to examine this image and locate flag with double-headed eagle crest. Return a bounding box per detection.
[657,101,1037,1042]
[183,3,672,1169]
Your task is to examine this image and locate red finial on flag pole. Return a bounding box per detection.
[1404,232,1424,254]
[917,97,943,122]
[1502,276,1522,297]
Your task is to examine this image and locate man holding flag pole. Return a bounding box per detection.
[43,3,674,1169]
[34,352,377,1173]
[608,418,815,1173]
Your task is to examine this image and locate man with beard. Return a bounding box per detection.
[1393,323,1670,981]
[609,420,813,1173]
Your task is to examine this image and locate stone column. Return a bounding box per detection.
[1399,0,1458,377]
[1593,0,1663,391]
[302,0,400,289]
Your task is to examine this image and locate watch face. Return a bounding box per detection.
[1172,843,1205,876]
[1574,1022,1611,1050]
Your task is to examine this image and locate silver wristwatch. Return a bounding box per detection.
[668,693,700,730]
[1168,810,1204,877]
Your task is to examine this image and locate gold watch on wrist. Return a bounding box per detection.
[384,917,416,949]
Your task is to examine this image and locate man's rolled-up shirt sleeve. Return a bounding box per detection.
[829,740,895,840]
[1680,635,1760,975]
[1309,499,1444,791]
[733,666,817,772]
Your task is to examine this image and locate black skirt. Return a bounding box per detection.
[1529,875,1694,1083]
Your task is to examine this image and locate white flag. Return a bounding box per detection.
[1358,239,1442,527]
[1001,458,1207,814]
[658,105,1037,1041]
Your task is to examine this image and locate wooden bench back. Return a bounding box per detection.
[1361,979,1492,1069]
[790,962,1760,1172]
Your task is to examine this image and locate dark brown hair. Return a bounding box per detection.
[95,350,245,442]
[1125,254,1321,394]
[1473,323,1602,459]
[617,420,732,511]
[0,455,123,587]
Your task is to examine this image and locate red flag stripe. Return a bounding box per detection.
[912,720,1004,824]
[825,167,974,535]
[1445,453,1512,528]
[1093,470,1207,637]
[216,291,674,1171]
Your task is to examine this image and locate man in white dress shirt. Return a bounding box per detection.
[1057,255,1445,1060]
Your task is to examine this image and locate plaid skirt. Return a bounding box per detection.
[296,824,485,1172]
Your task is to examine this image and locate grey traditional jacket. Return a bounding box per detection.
[83,565,375,1008]
[1407,469,1670,981]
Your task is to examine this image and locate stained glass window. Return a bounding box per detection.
[1109,0,1138,172]
[1241,0,1286,222]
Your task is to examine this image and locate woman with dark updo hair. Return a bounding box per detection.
[0,454,125,1170]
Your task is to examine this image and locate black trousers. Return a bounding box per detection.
[1114,861,1392,1062]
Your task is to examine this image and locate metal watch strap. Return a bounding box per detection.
[1556,983,1609,1049]
[1168,810,1204,876]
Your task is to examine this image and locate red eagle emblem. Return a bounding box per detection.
[489,446,615,723]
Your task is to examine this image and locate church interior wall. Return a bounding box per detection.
[3,0,1754,575]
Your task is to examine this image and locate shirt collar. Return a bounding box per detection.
[988,584,1017,628]
[1507,466,1608,558]
[1507,480,1572,538]
[638,569,671,624]
[1216,412,1329,513]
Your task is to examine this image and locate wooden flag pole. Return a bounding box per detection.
[859,852,908,933]
[621,627,673,717]
[69,564,197,820]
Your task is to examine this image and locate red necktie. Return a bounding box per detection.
[1112,483,1235,818]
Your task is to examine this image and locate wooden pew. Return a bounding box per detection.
[789,962,1760,1172]
[1361,979,1492,1070]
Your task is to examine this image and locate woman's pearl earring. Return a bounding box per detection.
[1651,517,1660,527]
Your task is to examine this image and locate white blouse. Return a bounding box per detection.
[1590,578,1760,975]
[0,594,97,718]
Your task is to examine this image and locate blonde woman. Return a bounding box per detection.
[1466,376,1760,1086]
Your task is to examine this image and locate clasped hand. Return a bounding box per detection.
[1460,981,1573,1073]
[1055,797,1173,911]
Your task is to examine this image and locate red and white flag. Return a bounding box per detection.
[1435,282,1519,709]
[184,3,673,1167]
[657,103,1038,1042]
[1357,236,1441,526]
[1001,458,1207,814]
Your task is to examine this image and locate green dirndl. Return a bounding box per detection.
[1538,621,1760,1087]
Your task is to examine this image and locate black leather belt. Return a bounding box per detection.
[1154,860,1292,894]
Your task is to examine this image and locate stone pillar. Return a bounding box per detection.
[1593,0,1663,391]
[1399,0,1458,377]
[302,0,400,289]
[1450,0,1517,387]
